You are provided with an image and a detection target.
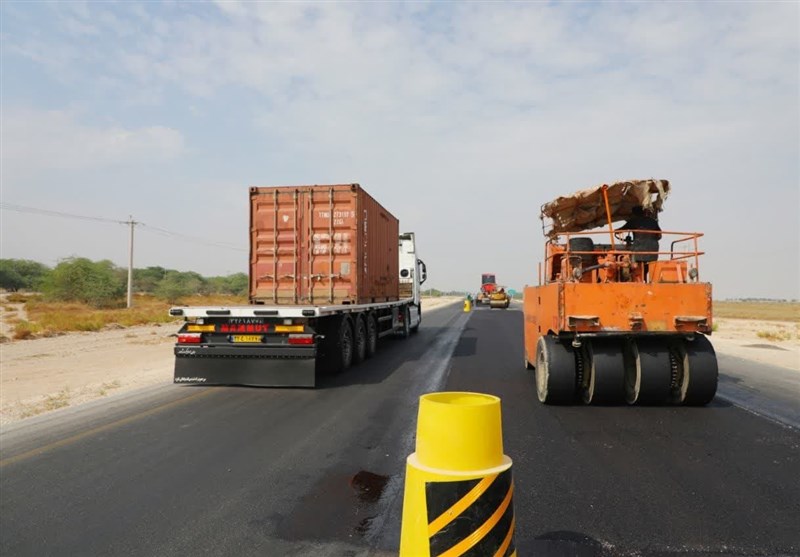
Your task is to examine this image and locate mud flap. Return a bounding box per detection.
[174,356,317,387]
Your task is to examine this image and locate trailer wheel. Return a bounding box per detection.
[323,316,354,373]
[535,336,575,404]
[365,313,378,358]
[353,315,367,365]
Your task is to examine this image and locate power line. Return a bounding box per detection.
[0,202,246,252]
[0,202,128,225]
[140,224,247,252]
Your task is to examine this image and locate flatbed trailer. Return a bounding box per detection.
[171,295,421,387]
[170,184,428,387]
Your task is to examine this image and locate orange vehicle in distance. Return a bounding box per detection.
[523,179,717,406]
[475,273,497,306]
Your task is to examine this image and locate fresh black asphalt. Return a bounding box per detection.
[1,303,798,556]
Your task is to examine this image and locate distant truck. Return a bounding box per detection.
[170,184,428,387]
[475,273,497,305]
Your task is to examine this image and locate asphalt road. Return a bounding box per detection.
[1,302,798,557]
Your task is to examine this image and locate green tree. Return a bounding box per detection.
[0,259,50,291]
[42,258,125,307]
[155,271,204,303]
[223,273,248,296]
[133,266,169,293]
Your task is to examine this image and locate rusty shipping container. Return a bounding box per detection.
[249,184,400,305]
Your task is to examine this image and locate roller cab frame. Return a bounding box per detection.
[523,179,718,406]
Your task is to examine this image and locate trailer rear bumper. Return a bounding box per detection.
[173,345,317,387]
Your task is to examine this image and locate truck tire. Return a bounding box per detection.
[410,305,421,334]
[353,315,367,364]
[365,313,378,358]
[396,305,410,339]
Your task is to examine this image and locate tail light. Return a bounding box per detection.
[288,334,314,345]
[178,333,202,344]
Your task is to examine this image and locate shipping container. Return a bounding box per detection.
[249,184,399,305]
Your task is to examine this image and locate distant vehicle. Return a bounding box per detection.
[523,179,717,406]
[489,287,511,309]
[475,273,497,306]
[170,184,427,387]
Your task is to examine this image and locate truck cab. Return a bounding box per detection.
[399,232,427,330]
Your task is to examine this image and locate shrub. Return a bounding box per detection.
[41,258,125,308]
[0,259,50,292]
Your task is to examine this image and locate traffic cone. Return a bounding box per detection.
[399,392,516,557]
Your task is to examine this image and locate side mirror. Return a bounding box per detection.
[418,260,427,284]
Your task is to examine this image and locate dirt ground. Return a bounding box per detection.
[1,300,797,426]
[0,297,463,425]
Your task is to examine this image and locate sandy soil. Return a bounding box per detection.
[0,297,462,425]
[2,299,797,426]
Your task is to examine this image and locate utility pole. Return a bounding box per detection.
[127,216,138,308]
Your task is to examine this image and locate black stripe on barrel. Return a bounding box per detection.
[426,468,515,557]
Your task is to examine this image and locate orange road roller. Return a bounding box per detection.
[523,179,718,405]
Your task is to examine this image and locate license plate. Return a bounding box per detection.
[232,335,263,343]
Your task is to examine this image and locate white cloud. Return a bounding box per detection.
[1,108,184,177]
[1,2,797,297]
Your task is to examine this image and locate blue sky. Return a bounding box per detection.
[1,1,798,299]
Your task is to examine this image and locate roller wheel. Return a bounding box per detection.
[365,313,378,358]
[535,336,576,404]
[353,315,367,365]
[582,340,626,405]
[625,339,673,405]
[679,335,718,406]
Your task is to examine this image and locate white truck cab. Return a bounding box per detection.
[399,232,427,331]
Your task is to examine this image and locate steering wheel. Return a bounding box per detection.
[615,231,632,243]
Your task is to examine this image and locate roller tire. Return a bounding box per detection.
[680,335,718,406]
[582,340,626,405]
[535,336,576,404]
[625,339,673,405]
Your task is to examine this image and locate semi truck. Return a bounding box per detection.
[170,184,428,387]
[475,273,497,305]
[524,179,718,405]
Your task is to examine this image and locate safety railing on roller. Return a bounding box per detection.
[539,229,705,286]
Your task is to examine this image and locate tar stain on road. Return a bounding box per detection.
[350,470,389,504]
[274,469,392,543]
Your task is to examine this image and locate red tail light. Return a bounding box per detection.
[288,334,314,345]
[178,333,202,344]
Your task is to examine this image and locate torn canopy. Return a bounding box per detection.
[540,179,670,238]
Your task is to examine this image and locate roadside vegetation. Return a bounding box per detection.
[1,257,248,339]
[714,301,800,322]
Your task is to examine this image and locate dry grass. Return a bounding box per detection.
[756,330,794,342]
[20,389,71,418]
[6,293,38,304]
[97,380,122,397]
[714,301,800,322]
[13,294,247,338]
